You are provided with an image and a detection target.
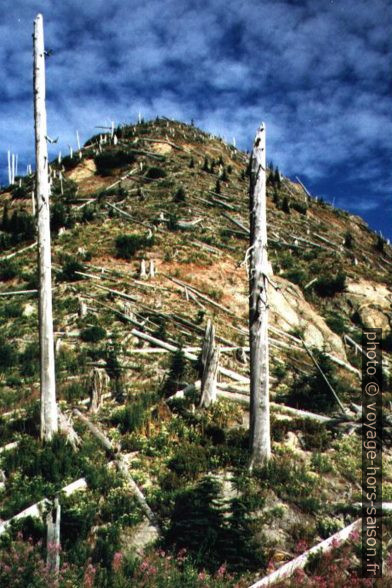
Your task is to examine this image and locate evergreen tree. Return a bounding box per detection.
[164,475,226,570]
[189,157,195,168]
[173,186,186,203]
[162,347,186,396]
[1,203,9,231]
[274,166,281,188]
[376,235,385,253]
[215,179,221,194]
[202,156,209,172]
[344,231,354,249]
[281,196,290,213]
[220,167,228,182]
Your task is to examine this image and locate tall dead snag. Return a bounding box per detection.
[199,320,220,407]
[88,367,110,413]
[34,14,58,441]
[46,497,60,574]
[249,123,271,469]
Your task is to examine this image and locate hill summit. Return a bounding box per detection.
[0,117,391,586]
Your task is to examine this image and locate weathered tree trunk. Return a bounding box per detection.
[199,320,219,407]
[46,497,60,574]
[200,347,220,407]
[249,123,271,469]
[88,367,110,413]
[34,13,58,441]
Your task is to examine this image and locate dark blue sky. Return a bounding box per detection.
[0,0,391,240]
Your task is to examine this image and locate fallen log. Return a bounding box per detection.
[301,338,348,416]
[0,241,37,261]
[249,504,391,587]
[0,289,38,297]
[0,478,87,537]
[73,410,160,529]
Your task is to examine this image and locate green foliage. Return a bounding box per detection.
[344,231,354,249]
[111,392,158,434]
[0,336,18,369]
[164,475,265,572]
[173,186,186,203]
[59,257,84,281]
[50,201,75,233]
[189,157,195,168]
[256,453,322,512]
[291,201,308,215]
[282,349,344,413]
[19,343,39,377]
[215,179,221,194]
[314,272,346,297]
[115,233,153,259]
[167,444,209,479]
[164,475,226,570]
[145,166,167,180]
[80,325,107,343]
[5,210,35,244]
[281,196,290,213]
[0,258,19,281]
[325,313,346,335]
[94,150,136,175]
[283,267,308,286]
[61,155,79,171]
[11,184,29,200]
[375,234,385,253]
[0,300,23,319]
[202,156,210,172]
[162,348,187,396]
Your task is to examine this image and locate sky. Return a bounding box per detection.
[0,0,391,240]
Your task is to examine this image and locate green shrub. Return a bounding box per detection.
[0,258,19,281]
[51,202,75,232]
[173,186,186,202]
[282,349,344,413]
[94,150,136,175]
[19,343,39,377]
[375,235,385,253]
[115,233,153,260]
[314,273,346,297]
[59,258,84,282]
[145,166,167,180]
[281,196,290,213]
[0,300,23,318]
[61,155,79,171]
[0,337,18,369]
[325,313,346,335]
[80,325,107,343]
[291,201,308,215]
[11,185,29,199]
[168,444,209,479]
[6,210,35,244]
[283,268,308,285]
[111,392,157,434]
[162,348,187,396]
[344,231,354,249]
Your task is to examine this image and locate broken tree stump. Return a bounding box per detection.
[88,367,110,413]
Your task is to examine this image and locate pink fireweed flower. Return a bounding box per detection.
[295,540,309,554]
[112,551,123,572]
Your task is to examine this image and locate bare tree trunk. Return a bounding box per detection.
[46,497,60,574]
[200,347,220,407]
[199,320,219,407]
[88,367,110,413]
[249,123,271,469]
[34,13,58,441]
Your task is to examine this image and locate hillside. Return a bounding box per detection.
[0,118,391,586]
